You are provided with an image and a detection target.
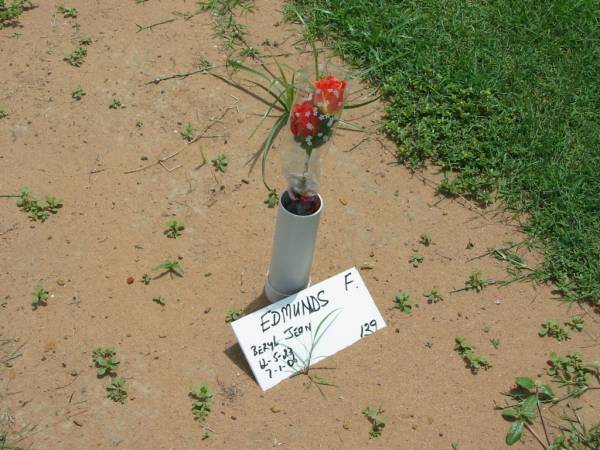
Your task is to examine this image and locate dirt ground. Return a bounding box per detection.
[1,1,599,449]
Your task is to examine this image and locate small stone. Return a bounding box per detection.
[342,421,351,430]
[70,370,78,376]
[56,279,65,286]
[270,406,281,413]
[140,156,148,161]
[495,299,502,305]
[204,307,211,314]
[360,262,375,270]
[126,276,134,285]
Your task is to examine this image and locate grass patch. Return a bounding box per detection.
[287,0,600,306]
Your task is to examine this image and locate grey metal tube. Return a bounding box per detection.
[264,194,323,303]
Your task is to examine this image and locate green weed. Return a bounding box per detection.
[0,108,7,119]
[72,86,85,100]
[31,286,49,309]
[423,288,443,304]
[564,316,584,332]
[152,295,166,306]
[56,5,77,17]
[106,376,127,403]
[225,308,242,322]
[211,154,228,172]
[109,98,122,109]
[362,406,385,438]
[393,291,414,313]
[155,260,184,277]
[539,320,570,342]
[64,47,87,67]
[264,189,278,208]
[140,273,151,285]
[454,337,491,373]
[190,383,212,423]
[419,232,432,247]
[409,251,423,268]
[182,123,194,142]
[164,220,185,239]
[547,351,599,398]
[78,35,93,45]
[17,187,63,222]
[92,347,120,377]
[0,0,32,27]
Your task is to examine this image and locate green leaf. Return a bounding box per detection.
[520,395,537,420]
[538,383,554,399]
[515,377,536,390]
[501,408,519,420]
[506,420,524,445]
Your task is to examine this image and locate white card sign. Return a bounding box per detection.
[230,267,386,390]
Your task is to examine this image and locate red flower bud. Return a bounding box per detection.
[313,75,347,114]
[290,100,320,137]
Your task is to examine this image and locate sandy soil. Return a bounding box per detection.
[1,1,599,449]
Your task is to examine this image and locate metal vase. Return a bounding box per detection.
[264,194,324,303]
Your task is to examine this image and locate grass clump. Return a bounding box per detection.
[288,0,600,307]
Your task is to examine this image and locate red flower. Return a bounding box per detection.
[290,101,320,137]
[313,75,347,114]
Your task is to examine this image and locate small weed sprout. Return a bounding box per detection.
[92,347,120,377]
[264,189,278,208]
[423,288,443,304]
[211,154,228,172]
[78,35,93,45]
[454,337,492,373]
[182,123,194,142]
[490,338,501,349]
[419,232,432,246]
[393,291,414,313]
[56,5,78,17]
[564,316,584,332]
[109,98,123,109]
[225,308,242,323]
[155,260,184,277]
[72,86,85,100]
[64,47,87,66]
[106,376,128,403]
[190,383,212,423]
[17,187,63,222]
[32,286,49,309]
[164,220,185,239]
[152,296,166,306]
[466,270,490,292]
[539,320,570,341]
[140,273,151,285]
[240,46,260,58]
[409,251,424,268]
[0,108,7,119]
[362,407,385,438]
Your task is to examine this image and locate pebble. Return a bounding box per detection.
[56,279,65,286]
[270,406,281,413]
